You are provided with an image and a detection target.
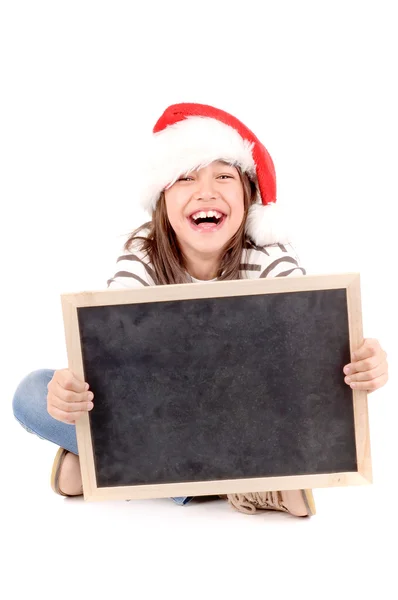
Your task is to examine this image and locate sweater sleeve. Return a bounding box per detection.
[265,243,306,278]
[242,242,306,279]
[106,246,157,289]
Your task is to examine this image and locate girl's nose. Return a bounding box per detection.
[192,178,218,201]
[192,191,217,201]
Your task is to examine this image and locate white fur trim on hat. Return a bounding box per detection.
[140,116,256,213]
[245,202,292,246]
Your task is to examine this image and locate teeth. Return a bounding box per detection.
[192,210,222,220]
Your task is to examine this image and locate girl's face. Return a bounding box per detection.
[164,161,245,257]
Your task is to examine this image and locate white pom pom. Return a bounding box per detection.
[245,202,292,246]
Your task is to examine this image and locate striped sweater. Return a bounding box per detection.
[107,232,306,289]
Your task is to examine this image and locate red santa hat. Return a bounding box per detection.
[139,102,291,246]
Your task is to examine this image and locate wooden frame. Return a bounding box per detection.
[61,273,372,502]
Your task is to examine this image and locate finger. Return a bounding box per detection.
[367,372,389,394]
[344,347,386,374]
[350,355,383,374]
[352,338,380,362]
[345,363,386,384]
[50,392,94,414]
[348,372,388,393]
[57,370,89,393]
[55,380,94,404]
[47,405,83,425]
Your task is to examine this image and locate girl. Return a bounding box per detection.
[12,103,389,517]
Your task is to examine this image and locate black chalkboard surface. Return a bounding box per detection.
[61,274,371,501]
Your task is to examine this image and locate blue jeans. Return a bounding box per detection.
[12,369,193,506]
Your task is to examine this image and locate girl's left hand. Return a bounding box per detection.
[343,338,388,393]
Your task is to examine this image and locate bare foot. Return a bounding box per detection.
[58,452,83,496]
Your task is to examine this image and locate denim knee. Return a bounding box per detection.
[12,368,79,454]
[12,369,54,432]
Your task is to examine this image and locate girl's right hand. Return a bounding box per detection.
[47,369,94,424]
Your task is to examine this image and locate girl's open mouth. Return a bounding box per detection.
[187,209,227,232]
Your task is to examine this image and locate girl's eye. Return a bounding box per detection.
[177,174,233,182]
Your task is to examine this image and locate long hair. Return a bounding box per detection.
[124,169,257,284]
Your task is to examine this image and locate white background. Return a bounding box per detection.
[1,1,396,598]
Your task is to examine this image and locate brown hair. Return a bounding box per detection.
[124,169,257,285]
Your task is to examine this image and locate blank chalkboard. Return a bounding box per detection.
[61,274,371,502]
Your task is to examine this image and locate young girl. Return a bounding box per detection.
[12,103,389,517]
